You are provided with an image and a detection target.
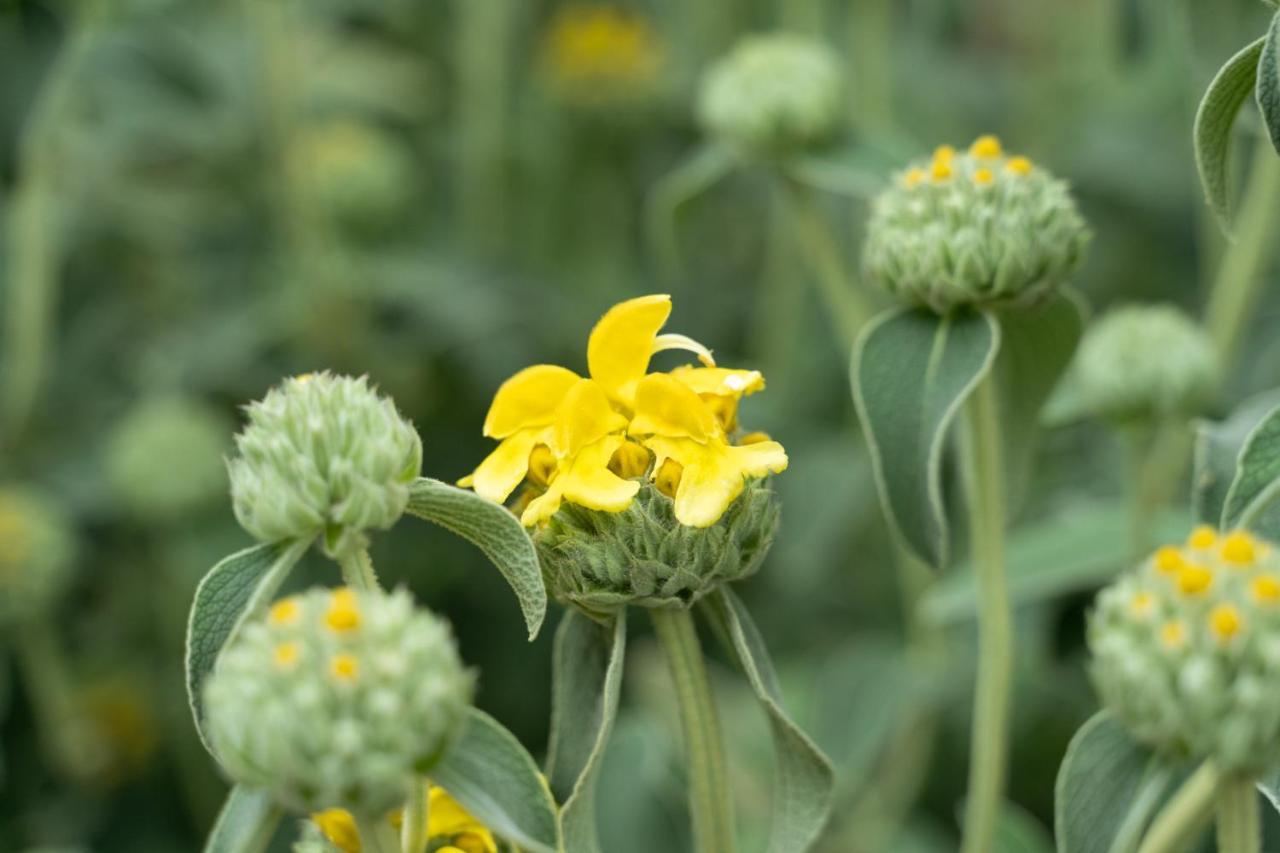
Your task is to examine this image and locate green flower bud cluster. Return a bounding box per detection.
[1071,304,1218,422]
[0,487,77,628]
[1089,527,1280,772]
[228,373,422,556]
[534,480,778,616]
[105,396,230,521]
[697,34,843,158]
[204,586,473,815]
[863,137,1090,313]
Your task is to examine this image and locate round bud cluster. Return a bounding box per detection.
[1071,304,1218,422]
[294,120,413,229]
[105,396,230,521]
[533,479,779,616]
[697,34,843,158]
[863,137,1090,313]
[0,487,77,629]
[1089,527,1280,772]
[204,586,473,815]
[228,373,422,556]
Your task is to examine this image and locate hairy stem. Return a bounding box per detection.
[1136,761,1220,853]
[401,777,430,853]
[650,606,736,853]
[1216,774,1260,853]
[339,546,380,591]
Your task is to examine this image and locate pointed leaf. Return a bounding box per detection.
[432,708,560,853]
[545,608,627,853]
[407,477,546,640]
[203,785,281,853]
[851,307,1001,568]
[1193,390,1280,526]
[185,539,309,752]
[1221,403,1280,537]
[702,588,835,853]
[1258,13,1280,155]
[1194,35,1265,227]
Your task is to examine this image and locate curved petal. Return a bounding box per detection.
[586,295,671,399]
[652,333,716,367]
[644,435,787,527]
[669,365,765,399]
[629,373,716,441]
[552,379,628,457]
[483,365,582,438]
[467,429,545,503]
[560,436,641,513]
[727,438,788,478]
[521,480,565,527]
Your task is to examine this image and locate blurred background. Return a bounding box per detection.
[2,0,1279,850]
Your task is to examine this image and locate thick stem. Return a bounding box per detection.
[339,546,380,591]
[401,777,430,853]
[959,374,1012,853]
[1216,774,1260,853]
[650,607,735,853]
[1136,761,1220,853]
[356,813,400,853]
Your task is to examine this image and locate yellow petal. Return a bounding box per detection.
[629,373,716,441]
[586,294,671,400]
[428,786,497,851]
[669,365,765,398]
[520,481,565,527]
[652,333,716,367]
[552,379,628,457]
[559,436,642,512]
[467,428,546,503]
[645,435,787,527]
[313,809,362,853]
[482,365,581,438]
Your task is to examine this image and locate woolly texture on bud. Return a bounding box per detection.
[1071,305,1217,422]
[697,34,843,157]
[863,138,1089,312]
[0,487,76,628]
[228,373,422,555]
[106,396,230,521]
[204,587,473,814]
[534,479,778,616]
[1089,527,1280,772]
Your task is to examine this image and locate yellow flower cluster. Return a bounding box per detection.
[900,135,1034,189]
[312,784,496,853]
[268,589,368,684]
[540,6,663,104]
[462,295,787,528]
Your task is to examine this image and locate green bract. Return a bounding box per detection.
[697,33,843,157]
[1072,304,1218,422]
[0,487,76,629]
[534,480,779,615]
[1089,529,1280,772]
[228,373,422,555]
[863,140,1090,313]
[203,586,473,815]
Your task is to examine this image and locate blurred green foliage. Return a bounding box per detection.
[2,0,1280,850]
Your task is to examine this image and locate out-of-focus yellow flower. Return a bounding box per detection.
[313,785,496,853]
[540,6,663,105]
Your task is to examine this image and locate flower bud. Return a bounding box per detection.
[863,138,1089,312]
[1071,304,1217,422]
[0,487,76,629]
[697,34,843,157]
[228,373,422,556]
[1089,528,1280,771]
[204,587,473,815]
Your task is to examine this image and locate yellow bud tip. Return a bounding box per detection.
[1221,530,1257,565]
[973,167,995,186]
[1187,525,1217,550]
[330,653,360,681]
[1210,604,1243,641]
[325,588,362,633]
[1153,546,1185,574]
[1159,620,1185,650]
[1005,156,1033,176]
[274,642,300,668]
[932,144,955,163]
[294,373,315,385]
[970,135,1003,158]
[1129,591,1154,618]
[269,598,301,626]
[903,167,927,188]
[930,160,953,182]
[1176,564,1213,596]
[1253,573,1280,603]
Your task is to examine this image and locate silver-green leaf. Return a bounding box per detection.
[406,477,546,640]
[203,785,281,853]
[1194,390,1280,526]
[1194,35,1266,228]
[1221,403,1280,537]
[1259,13,1280,155]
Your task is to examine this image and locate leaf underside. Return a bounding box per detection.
[1258,13,1280,155]
[1194,35,1266,227]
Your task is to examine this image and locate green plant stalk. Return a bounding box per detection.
[457,0,511,253]
[357,812,401,853]
[959,374,1012,853]
[1108,763,1174,853]
[847,0,893,130]
[401,776,430,853]
[650,607,736,853]
[13,618,96,780]
[1136,761,1221,853]
[1216,774,1260,853]
[339,545,380,591]
[1121,422,1160,560]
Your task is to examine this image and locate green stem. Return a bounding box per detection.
[13,618,99,781]
[356,812,400,853]
[1216,774,1260,853]
[456,0,511,254]
[650,607,735,853]
[1107,763,1174,853]
[1121,423,1158,560]
[959,374,1011,853]
[339,546,380,591]
[1136,761,1221,853]
[401,777,430,853]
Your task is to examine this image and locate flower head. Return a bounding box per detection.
[0,486,77,629]
[539,6,663,107]
[1089,528,1280,771]
[306,785,496,853]
[204,587,472,814]
[863,136,1089,312]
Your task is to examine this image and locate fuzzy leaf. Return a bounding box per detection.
[1194,390,1280,526]
[1221,403,1280,537]
[851,307,1001,569]
[203,785,281,853]
[1259,13,1280,155]
[1194,35,1266,227]
[545,608,627,853]
[185,539,309,752]
[407,477,546,640]
[433,708,560,853]
[702,588,835,853]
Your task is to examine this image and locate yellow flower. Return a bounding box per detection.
[330,653,359,681]
[1187,525,1217,550]
[313,785,496,853]
[970,134,1003,158]
[1221,530,1257,565]
[541,6,663,104]
[1210,604,1243,642]
[1005,156,1033,176]
[326,588,362,633]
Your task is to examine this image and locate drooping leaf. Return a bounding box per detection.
[1258,13,1280,155]
[785,154,885,199]
[1221,404,1280,538]
[406,477,546,640]
[1193,390,1280,526]
[702,588,835,853]
[203,785,281,853]
[185,539,310,752]
[432,708,560,853]
[1194,35,1266,227]
[545,608,627,853]
[851,307,1001,569]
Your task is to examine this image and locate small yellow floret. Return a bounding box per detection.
[1210,604,1243,641]
[269,598,301,626]
[325,589,361,633]
[1253,573,1280,603]
[1005,156,1033,176]
[1160,620,1186,650]
[294,373,315,385]
[930,160,953,181]
[970,135,1002,158]
[274,642,300,668]
[1221,530,1257,565]
[1129,591,1154,618]
[933,145,955,163]
[1153,546,1185,574]
[655,458,684,498]
[903,167,927,188]
[973,167,995,186]
[1177,564,1213,596]
[330,653,360,681]
[1187,525,1217,549]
